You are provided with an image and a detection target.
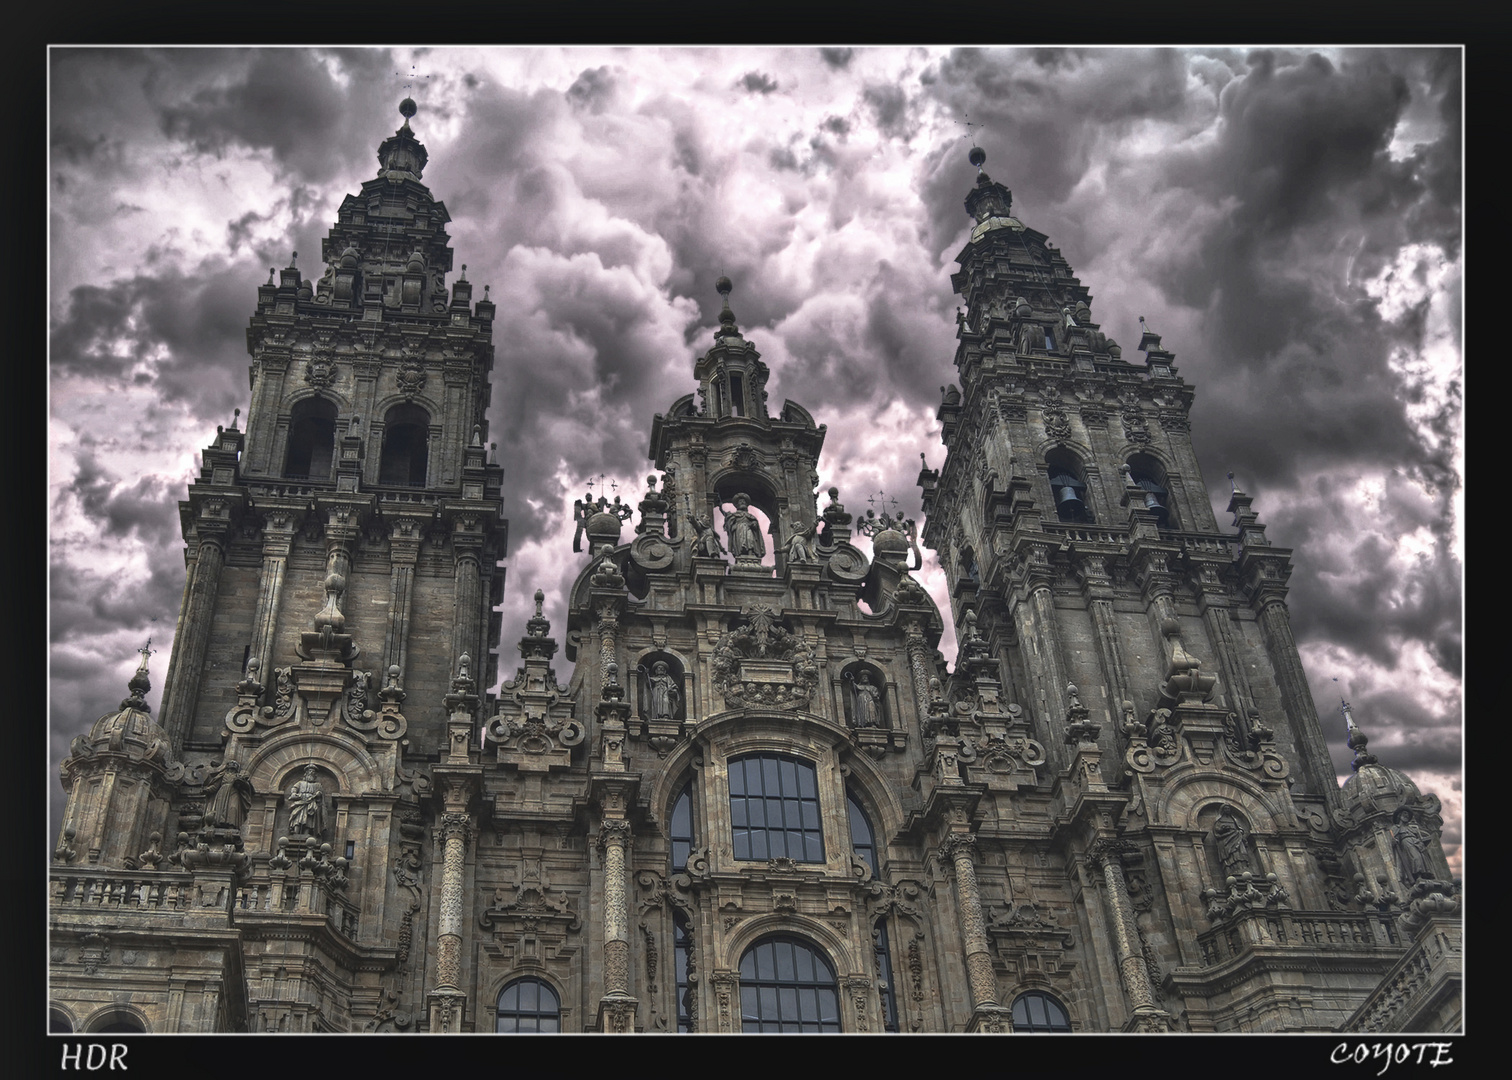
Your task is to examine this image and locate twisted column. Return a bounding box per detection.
[596,602,620,699]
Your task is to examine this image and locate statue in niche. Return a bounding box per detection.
[849,670,883,729]
[723,493,765,560]
[691,515,725,558]
[201,758,253,832]
[784,519,816,564]
[1212,808,1252,877]
[286,766,327,839]
[1390,807,1435,887]
[644,661,681,721]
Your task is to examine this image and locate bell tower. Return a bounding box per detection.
[51,99,507,1034]
[158,96,507,760]
[916,146,1458,1032]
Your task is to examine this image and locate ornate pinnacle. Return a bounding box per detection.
[1342,698,1377,771]
[715,275,740,336]
[122,639,153,710]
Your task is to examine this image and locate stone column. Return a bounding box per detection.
[596,818,636,1032]
[940,833,995,1009]
[1255,599,1336,802]
[384,520,422,679]
[159,529,226,750]
[452,538,483,677]
[1090,840,1169,1031]
[247,513,295,677]
[596,601,621,700]
[904,621,933,727]
[426,809,471,1033]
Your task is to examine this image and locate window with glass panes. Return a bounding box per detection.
[739,935,841,1032]
[728,755,824,863]
[1011,989,1072,1032]
[495,978,560,1032]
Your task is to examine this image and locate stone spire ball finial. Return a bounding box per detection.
[715,275,739,335]
[969,145,986,170]
[399,97,417,121]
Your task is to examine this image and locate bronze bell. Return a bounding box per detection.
[1050,474,1086,518]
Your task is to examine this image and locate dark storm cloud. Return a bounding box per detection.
[567,66,618,113]
[740,71,779,95]
[157,48,400,183]
[820,48,854,70]
[862,82,913,141]
[51,263,259,415]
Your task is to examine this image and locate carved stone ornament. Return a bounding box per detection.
[710,606,820,710]
[304,353,337,389]
[1122,409,1151,444]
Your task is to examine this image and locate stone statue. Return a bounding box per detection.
[784,519,815,564]
[1212,808,1251,876]
[286,766,327,839]
[202,758,253,832]
[723,494,765,560]
[1391,807,1435,887]
[691,515,725,558]
[646,661,681,721]
[851,670,882,729]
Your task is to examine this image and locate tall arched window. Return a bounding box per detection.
[1011,990,1072,1032]
[379,403,430,486]
[284,397,337,481]
[496,977,560,1032]
[49,1008,73,1033]
[847,788,878,877]
[729,754,824,863]
[739,936,841,1032]
[670,779,694,874]
[88,1011,146,1034]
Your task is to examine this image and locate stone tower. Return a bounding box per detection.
[912,148,1461,1031]
[49,122,1459,1034]
[49,100,507,1034]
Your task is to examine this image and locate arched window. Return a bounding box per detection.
[1126,453,1174,528]
[729,754,824,863]
[670,780,694,874]
[379,403,430,486]
[49,1008,73,1033]
[847,788,878,877]
[1046,448,1093,524]
[284,397,337,481]
[739,936,841,1033]
[1011,990,1072,1032]
[496,977,560,1032]
[88,1012,146,1034]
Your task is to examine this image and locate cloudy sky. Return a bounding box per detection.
[48,47,1461,868]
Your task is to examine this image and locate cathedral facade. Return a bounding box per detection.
[48,105,1460,1034]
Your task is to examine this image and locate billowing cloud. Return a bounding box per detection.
[50,47,1461,871]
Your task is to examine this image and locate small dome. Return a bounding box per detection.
[76,656,170,766]
[1339,760,1423,821]
[406,249,426,274]
[340,245,360,269]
